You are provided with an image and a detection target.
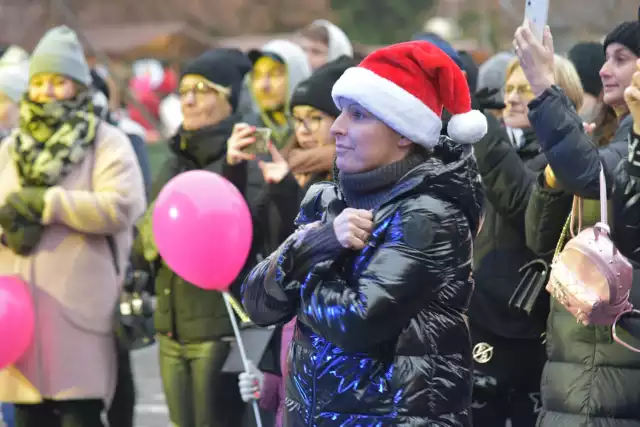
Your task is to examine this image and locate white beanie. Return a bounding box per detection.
[0,63,29,103]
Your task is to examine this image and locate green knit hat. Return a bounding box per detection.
[29,26,91,86]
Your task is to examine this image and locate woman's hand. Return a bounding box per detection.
[624,58,640,135]
[333,208,374,250]
[513,21,555,97]
[226,123,257,166]
[258,142,290,184]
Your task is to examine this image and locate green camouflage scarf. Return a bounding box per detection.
[10,92,98,187]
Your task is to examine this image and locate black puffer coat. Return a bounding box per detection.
[243,141,484,426]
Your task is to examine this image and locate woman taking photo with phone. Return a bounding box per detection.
[517,13,640,426]
[226,56,355,249]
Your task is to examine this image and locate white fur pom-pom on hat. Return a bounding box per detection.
[332,40,488,147]
[448,109,488,144]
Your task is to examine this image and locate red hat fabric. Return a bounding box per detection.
[331,41,487,147]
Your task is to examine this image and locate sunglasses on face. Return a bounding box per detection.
[179,81,231,100]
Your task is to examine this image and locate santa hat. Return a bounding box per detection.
[331,41,487,148]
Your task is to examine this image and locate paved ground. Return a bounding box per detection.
[132,345,170,427]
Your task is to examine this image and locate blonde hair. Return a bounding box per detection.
[505,55,584,112]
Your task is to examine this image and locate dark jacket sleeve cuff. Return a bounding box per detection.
[291,222,343,279]
[627,131,640,177]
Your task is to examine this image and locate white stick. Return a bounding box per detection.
[222,292,263,427]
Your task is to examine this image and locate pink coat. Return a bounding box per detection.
[260,317,296,427]
[0,122,146,404]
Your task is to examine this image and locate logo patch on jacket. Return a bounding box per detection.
[403,212,434,250]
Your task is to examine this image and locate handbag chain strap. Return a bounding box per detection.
[554,164,607,261]
[552,214,572,263]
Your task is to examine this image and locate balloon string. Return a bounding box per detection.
[222,292,263,427]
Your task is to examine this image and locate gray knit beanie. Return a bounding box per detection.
[29,26,91,86]
[477,51,515,102]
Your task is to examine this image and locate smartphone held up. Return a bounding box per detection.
[242,126,272,155]
[524,0,549,41]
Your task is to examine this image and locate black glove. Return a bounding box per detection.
[5,187,47,224]
[0,203,45,256]
[475,87,506,111]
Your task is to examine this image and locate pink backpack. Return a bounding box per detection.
[546,165,640,352]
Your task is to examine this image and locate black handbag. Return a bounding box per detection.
[116,268,156,350]
[107,235,156,351]
[508,258,550,315]
[221,294,279,375]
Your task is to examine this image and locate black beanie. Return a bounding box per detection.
[568,42,606,97]
[603,10,640,57]
[180,48,252,112]
[290,55,356,118]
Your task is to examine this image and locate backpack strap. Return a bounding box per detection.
[599,164,607,225]
[613,309,640,353]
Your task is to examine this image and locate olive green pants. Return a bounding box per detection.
[158,335,246,427]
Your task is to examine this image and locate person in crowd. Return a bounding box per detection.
[477,51,515,117]
[0,46,29,68]
[231,40,321,250]
[0,26,146,426]
[568,41,606,122]
[518,15,640,426]
[298,20,354,71]
[457,50,479,93]
[228,56,354,249]
[230,56,355,427]
[131,48,256,427]
[0,63,28,138]
[242,41,487,426]
[234,40,311,150]
[613,58,640,262]
[88,68,151,427]
[91,69,151,197]
[468,54,584,426]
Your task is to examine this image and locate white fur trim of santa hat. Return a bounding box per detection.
[332,67,443,148]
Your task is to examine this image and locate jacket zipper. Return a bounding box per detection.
[308,342,329,426]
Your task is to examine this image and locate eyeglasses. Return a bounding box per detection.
[179,81,231,101]
[292,115,324,132]
[504,83,534,97]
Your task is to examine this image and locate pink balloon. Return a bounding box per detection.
[0,276,35,370]
[152,170,253,290]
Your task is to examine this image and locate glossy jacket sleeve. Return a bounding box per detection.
[528,86,627,198]
[242,184,335,326]
[297,201,453,353]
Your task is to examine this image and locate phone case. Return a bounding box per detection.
[524,0,549,41]
[243,128,272,155]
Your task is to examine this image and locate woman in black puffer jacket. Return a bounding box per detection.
[242,41,486,426]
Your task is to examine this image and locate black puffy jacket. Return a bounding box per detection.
[613,130,640,264]
[243,141,484,426]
